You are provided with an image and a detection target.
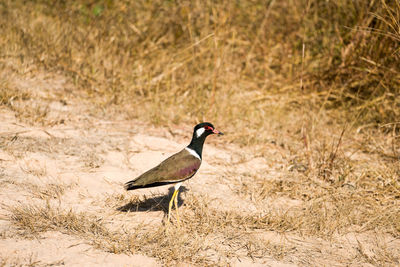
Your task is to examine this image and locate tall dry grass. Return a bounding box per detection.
[1,0,399,134]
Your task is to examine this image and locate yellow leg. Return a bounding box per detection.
[167,189,179,222]
[174,189,180,225]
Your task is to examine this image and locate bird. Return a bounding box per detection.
[124,122,223,223]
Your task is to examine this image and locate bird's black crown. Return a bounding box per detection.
[194,122,215,132]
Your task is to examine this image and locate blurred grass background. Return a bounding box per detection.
[1,1,399,264]
[0,0,399,143]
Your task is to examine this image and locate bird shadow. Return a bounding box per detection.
[117,186,188,214]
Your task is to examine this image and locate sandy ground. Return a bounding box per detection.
[0,107,274,266]
[0,75,399,266]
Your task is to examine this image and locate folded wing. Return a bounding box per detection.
[125,149,202,190]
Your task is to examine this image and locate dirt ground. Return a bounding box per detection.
[0,74,399,266]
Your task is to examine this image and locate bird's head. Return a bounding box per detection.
[193,122,223,138]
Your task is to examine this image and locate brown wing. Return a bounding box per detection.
[125,149,201,190]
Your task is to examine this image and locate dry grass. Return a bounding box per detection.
[27,180,76,200]
[0,73,52,126]
[6,196,297,265]
[230,132,400,239]
[0,80,30,108]
[1,1,399,132]
[9,190,399,265]
[10,203,108,239]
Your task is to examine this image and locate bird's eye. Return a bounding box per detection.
[204,126,213,131]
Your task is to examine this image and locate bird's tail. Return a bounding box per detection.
[124,179,176,190]
[124,179,140,190]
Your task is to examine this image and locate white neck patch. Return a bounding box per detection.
[196,127,205,138]
[185,147,201,160]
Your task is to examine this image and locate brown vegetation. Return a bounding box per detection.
[0,0,399,266]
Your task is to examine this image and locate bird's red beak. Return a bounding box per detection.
[213,129,224,135]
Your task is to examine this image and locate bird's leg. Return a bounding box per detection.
[174,189,180,225]
[167,189,179,222]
